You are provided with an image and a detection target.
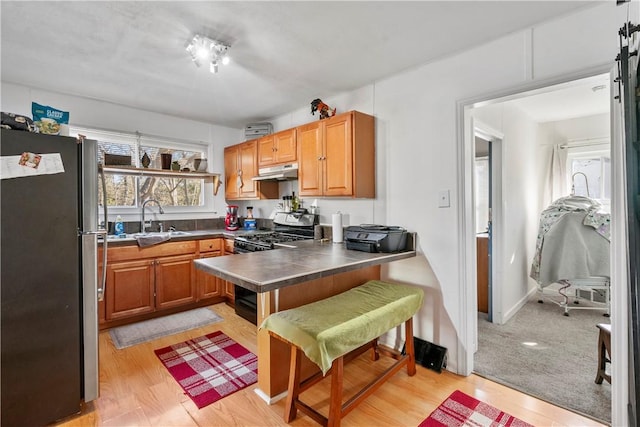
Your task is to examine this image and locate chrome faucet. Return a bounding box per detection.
[141,199,165,233]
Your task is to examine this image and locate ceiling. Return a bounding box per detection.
[1,1,601,129]
[506,74,611,123]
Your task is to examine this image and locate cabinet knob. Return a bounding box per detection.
[318,156,322,160]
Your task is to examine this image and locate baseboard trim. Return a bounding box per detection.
[502,286,537,324]
[254,387,287,405]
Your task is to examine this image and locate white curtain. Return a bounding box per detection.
[543,144,568,207]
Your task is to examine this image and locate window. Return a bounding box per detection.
[566,143,610,210]
[71,127,211,212]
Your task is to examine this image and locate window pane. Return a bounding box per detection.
[571,159,601,199]
[98,141,134,166]
[99,174,136,207]
[139,145,204,171]
[138,176,203,206]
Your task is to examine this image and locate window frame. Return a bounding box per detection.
[70,126,215,216]
[564,141,611,210]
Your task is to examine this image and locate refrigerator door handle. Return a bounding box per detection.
[81,230,107,301]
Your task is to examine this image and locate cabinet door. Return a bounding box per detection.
[257,135,276,167]
[197,253,223,300]
[324,114,353,196]
[273,128,297,164]
[155,254,196,310]
[225,280,235,303]
[224,145,240,200]
[297,121,324,197]
[224,238,234,254]
[239,140,259,198]
[105,259,154,320]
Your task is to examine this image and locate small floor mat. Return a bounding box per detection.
[109,307,223,349]
[419,390,534,427]
[154,331,258,408]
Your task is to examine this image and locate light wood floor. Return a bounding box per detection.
[57,303,605,427]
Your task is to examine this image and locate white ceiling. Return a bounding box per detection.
[1,1,600,129]
[506,74,611,123]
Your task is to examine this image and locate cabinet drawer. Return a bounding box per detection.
[199,238,222,253]
[106,241,197,262]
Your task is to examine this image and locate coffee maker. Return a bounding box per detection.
[225,205,240,231]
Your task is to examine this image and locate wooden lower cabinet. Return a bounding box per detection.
[105,259,155,321]
[197,253,223,300]
[99,239,230,328]
[155,254,196,310]
[197,239,223,301]
[225,280,235,303]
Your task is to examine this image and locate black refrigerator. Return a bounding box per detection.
[1,128,104,426]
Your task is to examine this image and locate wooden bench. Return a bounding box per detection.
[595,323,611,384]
[260,280,424,427]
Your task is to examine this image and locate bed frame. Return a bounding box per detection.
[537,277,610,317]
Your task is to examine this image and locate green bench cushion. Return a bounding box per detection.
[260,280,424,375]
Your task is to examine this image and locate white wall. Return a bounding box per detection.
[472,103,543,323]
[0,82,243,221]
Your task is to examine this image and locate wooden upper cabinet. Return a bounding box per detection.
[224,140,278,200]
[224,144,240,200]
[297,111,375,198]
[239,140,259,198]
[258,128,297,167]
[297,121,324,196]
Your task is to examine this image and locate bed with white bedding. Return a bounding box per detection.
[530,196,611,316]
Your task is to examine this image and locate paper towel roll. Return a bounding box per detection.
[332,212,343,243]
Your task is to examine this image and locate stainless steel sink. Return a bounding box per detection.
[104,230,191,241]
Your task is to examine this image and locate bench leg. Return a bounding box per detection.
[285,345,302,422]
[328,356,344,427]
[405,318,416,376]
[371,338,380,361]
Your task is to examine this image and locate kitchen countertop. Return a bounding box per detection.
[194,237,417,293]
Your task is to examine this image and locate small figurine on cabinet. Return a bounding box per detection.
[310,98,336,120]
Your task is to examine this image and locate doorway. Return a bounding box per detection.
[463,72,614,421]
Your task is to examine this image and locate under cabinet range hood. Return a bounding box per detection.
[252,163,298,181]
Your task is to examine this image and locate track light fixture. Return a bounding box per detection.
[185,34,230,74]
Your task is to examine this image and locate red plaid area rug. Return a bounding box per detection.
[419,390,534,427]
[154,331,258,408]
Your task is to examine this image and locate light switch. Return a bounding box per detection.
[438,190,450,208]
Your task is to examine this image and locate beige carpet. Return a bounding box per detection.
[475,294,611,424]
[109,307,223,349]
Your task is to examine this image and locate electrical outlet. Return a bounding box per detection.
[438,190,450,208]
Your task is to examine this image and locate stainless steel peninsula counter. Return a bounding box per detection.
[194,237,417,402]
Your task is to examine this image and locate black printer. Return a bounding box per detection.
[344,224,407,253]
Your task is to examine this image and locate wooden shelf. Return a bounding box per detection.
[101,165,219,179]
[100,165,222,195]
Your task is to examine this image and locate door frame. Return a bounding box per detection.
[456,65,624,424]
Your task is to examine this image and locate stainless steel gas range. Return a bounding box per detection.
[233,212,318,324]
